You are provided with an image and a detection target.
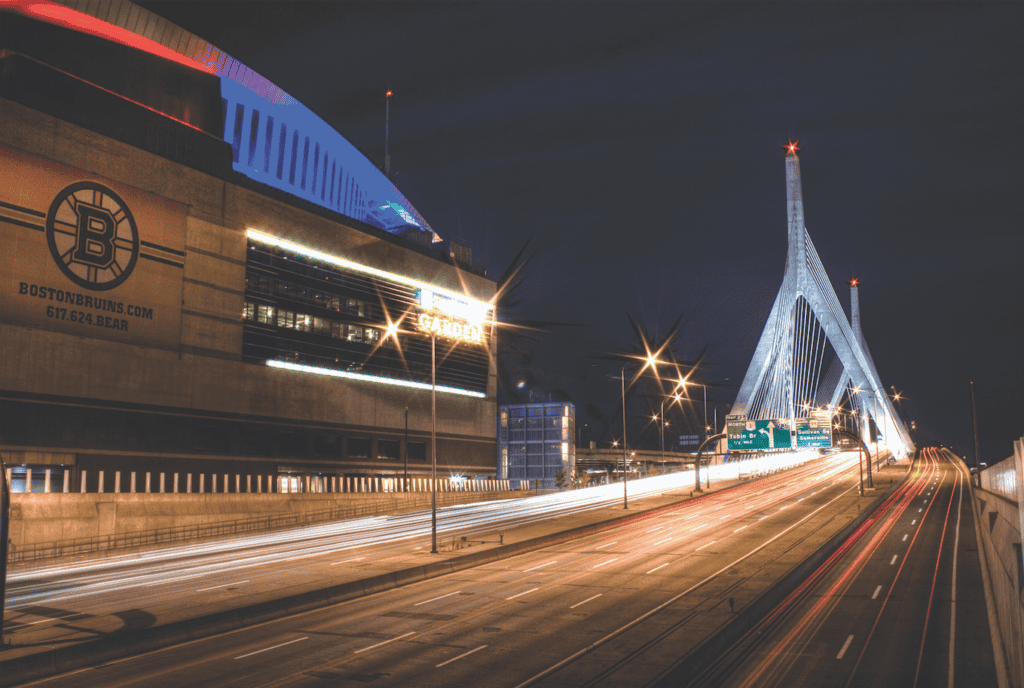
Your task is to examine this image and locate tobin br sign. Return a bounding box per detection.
[726,414,792,451]
[0,148,185,349]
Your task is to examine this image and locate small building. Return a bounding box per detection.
[497,402,575,488]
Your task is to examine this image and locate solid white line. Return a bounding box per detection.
[284,549,345,562]
[890,555,898,565]
[415,590,461,606]
[354,631,415,654]
[734,525,747,533]
[330,556,366,566]
[235,636,308,659]
[197,580,248,593]
[570,594,603,609]
[436,644,487,668]
[525,560,557,572]
[646,563,670,574]
[506,587,539,600]
[872,585,882,600]
[837,634,854,659]
[949,465,964,688]
[595,542,616,550]
[696,541,716,551]
[653,538,672,545]
[593,558,619,569]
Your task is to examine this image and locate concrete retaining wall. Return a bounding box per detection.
[973,437,1024,688]
[8,490,526,548]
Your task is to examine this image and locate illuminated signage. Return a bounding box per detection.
[416,312,483,344]
[416,289,487,344]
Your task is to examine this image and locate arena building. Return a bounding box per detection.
[0,1,499,493]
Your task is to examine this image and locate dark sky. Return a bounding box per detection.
[142,1,1023,463]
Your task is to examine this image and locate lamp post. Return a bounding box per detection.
[430,332,438,553]
[621,363,628,509]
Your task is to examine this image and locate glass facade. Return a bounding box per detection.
[242,238,490,395]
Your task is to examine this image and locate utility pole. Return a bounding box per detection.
[384,90,392,178]
[970,381,981,469]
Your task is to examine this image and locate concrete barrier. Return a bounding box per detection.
[7,490,527,555]
[972,439,1024,688]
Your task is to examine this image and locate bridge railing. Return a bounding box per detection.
[971,439,1024,688]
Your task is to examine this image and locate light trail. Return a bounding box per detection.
[5,450,852,614]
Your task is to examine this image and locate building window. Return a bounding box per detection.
[347,437,371,458]
[377,439,400,460]
[408,441,427,462]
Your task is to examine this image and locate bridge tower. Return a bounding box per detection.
[731,141,913,458]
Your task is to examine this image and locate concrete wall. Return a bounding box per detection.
[973,438,1024,688]
[8,489,527,548]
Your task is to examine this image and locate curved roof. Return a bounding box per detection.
[3,0,436,238]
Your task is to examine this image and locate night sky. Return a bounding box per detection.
[142,1,1023,464]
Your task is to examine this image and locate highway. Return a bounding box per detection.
[3,450,880,687]
[680,447,997,688]
[4,451,815,619]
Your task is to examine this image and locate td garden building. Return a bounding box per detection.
[0,1,499,492]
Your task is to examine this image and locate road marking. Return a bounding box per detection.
[415,591,462,606]
[646,563,670,574]
[903,534,908,542]
[525,560,557,572]
[696,541,716,551]
[872,585,882,599]
[506,587,540,600]
[595,542,616,550]
[330,556,366,566]
[734,525,747,533]
[837,635,854,659]
[594,558,618,569]
[570,594,603,609]
[919,508,923,512]
[284,548,346,562]
[653,538,672,545]
[759,515,768,520]
[513,484,859,688]
[891,555,898,565]
[436,644,487,668]
[720,514,732,520]
[647,526,664,533]
[235,636,308,659]
[912,519,917,525]
[354,631,415,654]
[196,580,248,593]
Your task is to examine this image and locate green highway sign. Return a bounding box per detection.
[726,414,792,451]
[795,411,833,448]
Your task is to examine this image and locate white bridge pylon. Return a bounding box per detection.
[731,142,914,459]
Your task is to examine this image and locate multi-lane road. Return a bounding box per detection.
[682,447,998,688]
[4,450,882,687]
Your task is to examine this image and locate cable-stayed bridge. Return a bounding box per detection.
[730,141,914,460]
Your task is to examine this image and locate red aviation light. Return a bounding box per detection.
[3,0,212,74]
[785,138,801,156]
[386,90,393,97]
[848,277,860,287]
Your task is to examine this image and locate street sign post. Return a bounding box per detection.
[726,414,792,451]
[795,410,833,448]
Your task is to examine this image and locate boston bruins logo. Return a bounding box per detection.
[45,182,140,291]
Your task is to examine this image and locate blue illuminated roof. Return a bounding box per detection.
[20,0,437,239]
[221,78,434,236]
